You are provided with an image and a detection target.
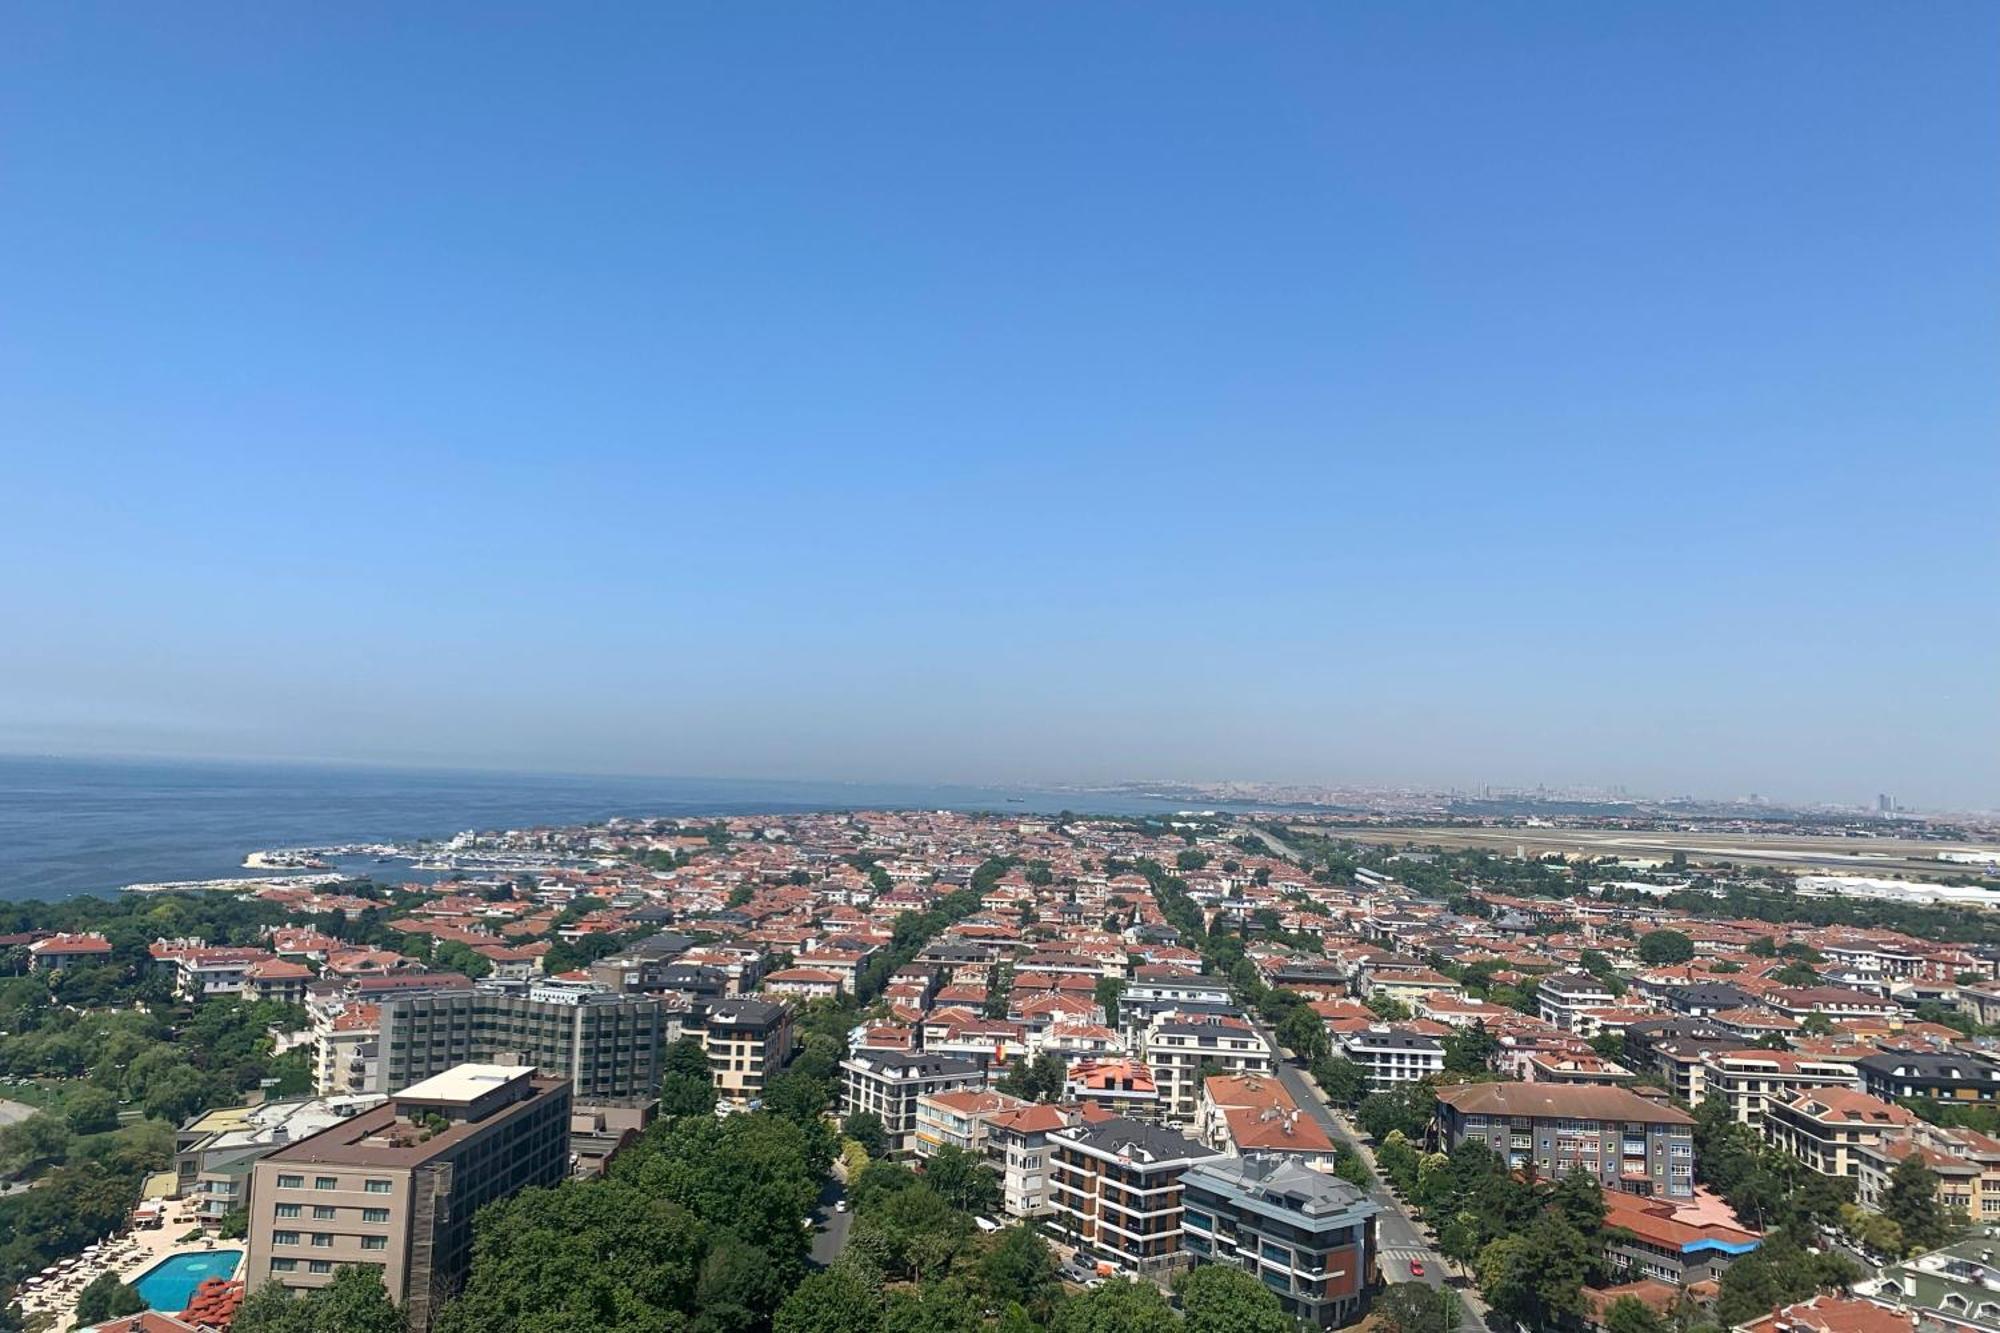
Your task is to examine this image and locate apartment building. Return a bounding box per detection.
[913,1088,1031,1159]
[1182,1155,1380,1328]
[1433,1083,1697,1199]
[1339,1027,1445,1094]
[1700,1050,1861,1128]
[1761,1088,1919,1178]
[378,978,665,1101]
[1047,1117,1224,1278]
[1537,971,1618,1033]
[243,1065,570,1333]
[699,997,794,1106]
[840,1049,985,1156]
[1142,1015,1274,1124]
[1763,986,1901,1024]
[1120,970,1236,1036]
[1855,1125,2000,1222]
[1856,1050,2000,1106]
[990,1102,1097,1219]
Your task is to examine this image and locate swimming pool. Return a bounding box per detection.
[131,1250,242,1312]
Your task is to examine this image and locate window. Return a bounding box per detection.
[314,1176,338,1191]
[363,1208,390,1224]
[364,1179,393,1194]
[312,1206,336,1220]
[277,1174,303,1189]
[270,1258,298,1272]
[275,1204,301,1219]
[311,1233,333,1248]
[273,1231,300,1246]
[308,1261,333,1275]
[361,1235,388,1251]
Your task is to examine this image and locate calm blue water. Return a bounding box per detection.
[0,754,1243,902]
[133,1249,242,1312]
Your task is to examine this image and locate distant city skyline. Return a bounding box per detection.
[1,5,1994,810]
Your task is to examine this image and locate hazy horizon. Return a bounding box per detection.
[3,5,1995,810]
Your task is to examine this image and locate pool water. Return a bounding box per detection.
[132,1250,242,1312]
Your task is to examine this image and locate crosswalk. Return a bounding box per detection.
[1380,1246,1436,1279]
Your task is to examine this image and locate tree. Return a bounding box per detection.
[72,1272,145,1325]
[882,1279,983,1333]
[774,1263,882,1333]
[62,1087,122,1136]
[1366,994,1413,1022]
[1442,1021,1498,1075]
[977,1225,1059,1320]
[1604,1295,1671,1333]
[1094,977,1123,1025]
[1312,1055,1367,1107]
[921,1145,1001,1216]
[0,1112,71,1174]
[1174,1262,1293,1333]
[1049,1279,1179,1333]
[666,1036,713,1080]
[660,1069,720,1118]
[1773,961,1821,987]
[1373,1282,1453,1333]
[763,1070,833,1126]
[842,1113,888,1159]
[694,1236,789,1333]
[236,1264,403,1333]
[1277,1007,1330,1063]
[1637,930,1695,965]
[1747,936,1778,957]
[1881,1156,1956,1254]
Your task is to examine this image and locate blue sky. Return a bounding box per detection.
[1,3,1995,807]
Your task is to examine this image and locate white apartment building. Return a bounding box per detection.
[1339,1027,1446,1094]
[1141,1014,1273,1124]
[840,1050,985,1156]
[1537,970,1618,1032]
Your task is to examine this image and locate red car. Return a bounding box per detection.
[1408,1259,1425,1277]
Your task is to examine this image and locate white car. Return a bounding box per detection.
[833,1199,848,1213]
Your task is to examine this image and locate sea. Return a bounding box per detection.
[0,754,1246,903]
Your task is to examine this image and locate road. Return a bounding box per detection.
[1258,1024,1494,1333]
[808,1179,852,1267]
[1240,822,1306,863]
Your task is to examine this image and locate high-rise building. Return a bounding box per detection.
[377,978,664,1101]
[243,1065,570,1333]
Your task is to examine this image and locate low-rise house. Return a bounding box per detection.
[1195,1072,1337,1168]
[1600,1187,1761,1287]
[28,932,112,971]
[1065,1059,1161,1120]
